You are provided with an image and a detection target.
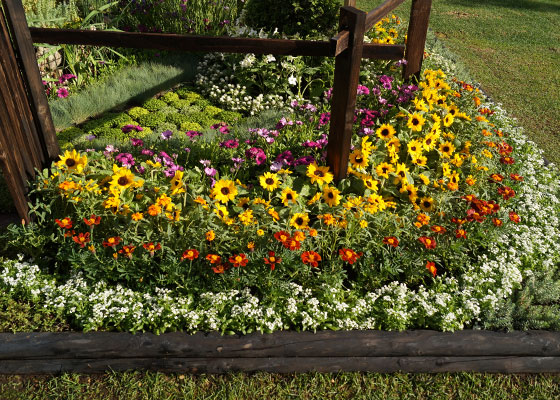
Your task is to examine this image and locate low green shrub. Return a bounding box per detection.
[138,112,166,128]
[161,92,180,104]
[128,107,150,120]
[243,0,339,37]
[142,98,167,112]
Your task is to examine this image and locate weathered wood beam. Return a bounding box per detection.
[403,0,432,80]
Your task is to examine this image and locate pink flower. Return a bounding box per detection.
[57,87,69,98]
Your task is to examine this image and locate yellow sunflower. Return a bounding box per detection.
[438,141,456,159]
[349,149,369,169]
[407,140,423,157]
[443,113,455,127]
[323,186,341,207]
[306,163,333,186]
[170,170,186,195]
[290,213,310,230]
[407,112,425,132]
[56,149,87,173]
[419,197,434,212]
[375,124,396,141]
[375,162,394,179]
[211,179,238,203]
[259,172,280,192]
[110,165,136,190]
[281,188,299,206]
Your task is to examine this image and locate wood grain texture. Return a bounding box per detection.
[2,330,560,360]
[1,357,560,374]
[327,6,366,181]
[2,0,59,160]
[402,0,432,80]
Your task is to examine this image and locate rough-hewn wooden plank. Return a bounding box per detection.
[327,6,366,181]
[331,30,350,57]
[2,0,59,160]
[362,43,405,60]
[29,28,334,57]
[0,8,44,170]
[2,356,560,375]
[365,0,406,32]
[344,0,357,6]
[402,0,432,80]
[3,331,560,360]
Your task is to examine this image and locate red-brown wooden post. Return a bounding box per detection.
[344,0,357,6]
[326,6,366,181]
[402,0,432,81]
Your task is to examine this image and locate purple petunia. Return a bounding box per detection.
[161,130,173,140]
[115,152,135,168]
[122,124,143,134]
[130,138,144,147]
[219,138,239,149]
[57,87,69,98]
[245,147,267,166]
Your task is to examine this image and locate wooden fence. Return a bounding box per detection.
[2,330,560,374]
[0,0,432,222]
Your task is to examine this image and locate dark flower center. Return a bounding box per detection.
[266,178,274,185]
[118,177,129,186]
[65,158,76,167]
[328,192,334,199]
[315,170,324,177]
[412,118,419,126]
[221,187,230,195]
[295,217,304,225]
[286,193,293,200]
[381,129,389,136]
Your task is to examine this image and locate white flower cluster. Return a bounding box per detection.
[195,53,285,115]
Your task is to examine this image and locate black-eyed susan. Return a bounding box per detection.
[360,136,375,156]
[306,163,333,186]
[418,174,430,186]
[259,172,280,192]
[394,163,410,184]
[407,112,425,132]
[412,154,427,167]
[306,191,321,205]
[419,197,434,212]
[413,97,429,112]
[211,179,238,203]
[170,170,186,195]
[281,188,299,206]
[407,140,423,157]
[237,197,251,209]
[323,186,341,207]
[349,149,369,169]
[290,212,309,230]
[400,183,418,203]
[438,141,455,158]
[375,162,394,179]
[110,165,136,190]
[443,113,454,127]
[363,176,378,191]
[375,123,396,141]
[213,204,229,220]
[56,149,87,172]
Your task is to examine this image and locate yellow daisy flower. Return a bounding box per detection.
[211,179,238,203]
[259,172,280,192]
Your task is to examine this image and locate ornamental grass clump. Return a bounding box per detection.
[2,67,526,302]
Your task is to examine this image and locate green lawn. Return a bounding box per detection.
[355,0,560,164]
[1,371,559,399]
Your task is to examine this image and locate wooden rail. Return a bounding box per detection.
[0,0,431,221]
[1,330,560,374]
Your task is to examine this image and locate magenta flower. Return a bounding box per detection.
[122,124,143,133]
[57,87,69,98]
[219,139,239,149]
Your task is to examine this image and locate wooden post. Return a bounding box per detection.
[326,6,366,181]
[344,0,357,6]
[1,0,59,160]
[0,0,60,222]
[402,0,432,81]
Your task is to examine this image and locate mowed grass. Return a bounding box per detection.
[1,372,559,399]
[355,0,560,164]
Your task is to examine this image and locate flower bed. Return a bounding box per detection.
[2,18,559,335]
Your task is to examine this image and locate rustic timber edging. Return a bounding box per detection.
[1,330,559,374]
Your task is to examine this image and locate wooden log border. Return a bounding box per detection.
[1,330,560,374]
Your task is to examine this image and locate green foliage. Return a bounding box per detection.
[203,105,223,117]
[165,112,191,126]
[244,0,340,37]
[127,106,150,120]
[161,92,180,104]
[179,121,203,132]
[57,127,85,144]
[216,110,243,124]
[481,267,560,331]
[168,99,194,110]
[176,89,201,103]
[137,112,166,128]
[0,292,68,333]
[142,98,167,112]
